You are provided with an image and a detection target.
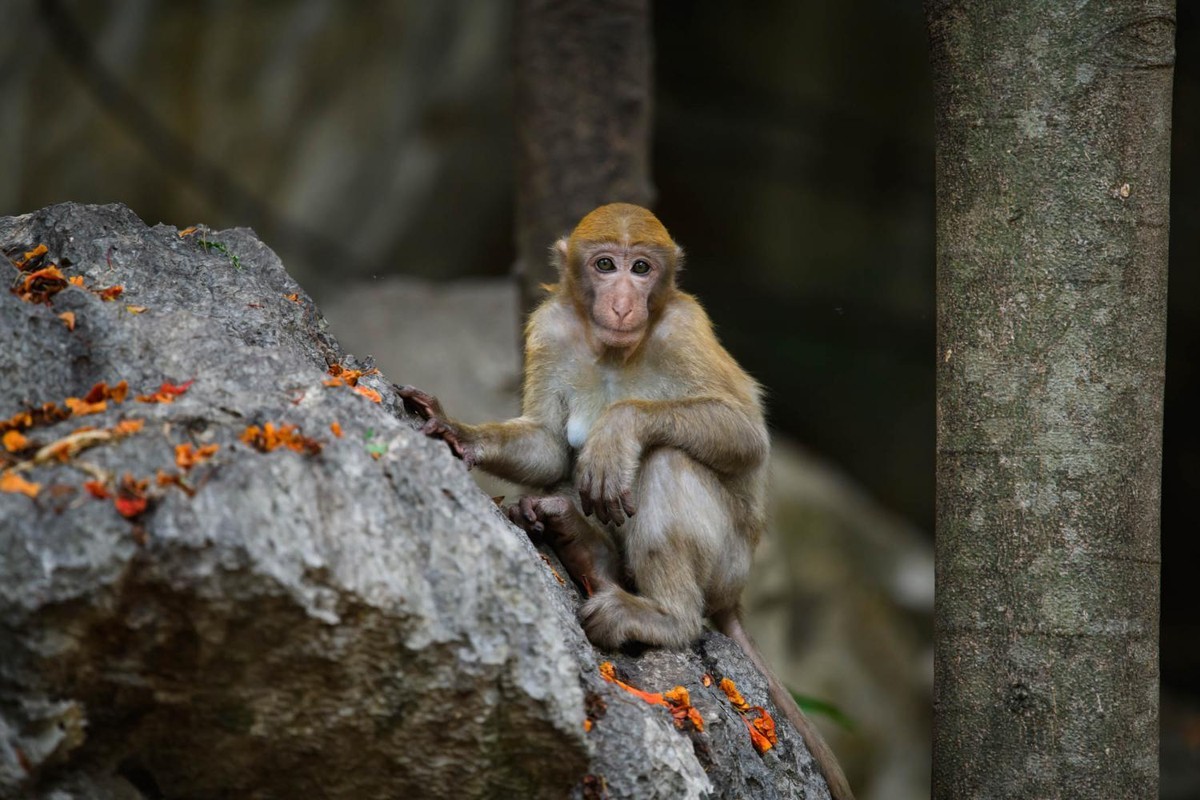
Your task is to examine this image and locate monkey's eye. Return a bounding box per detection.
[595,257,616,272]
[631,259,651,275]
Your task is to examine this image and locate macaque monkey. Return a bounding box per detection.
[399,203,853,800]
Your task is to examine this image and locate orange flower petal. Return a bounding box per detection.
[15,244,48,268]
[83,480,110,499]
[2,430,28,452]
[112,418,144,436]
[352,385,382,403]
[114,495,147,518]
[0,470,40,497]
[58,311,76,331]
[65,397,107,416]
[719,677,751,712]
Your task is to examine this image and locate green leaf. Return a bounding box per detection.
[790,690,856,732]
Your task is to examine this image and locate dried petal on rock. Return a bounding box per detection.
[752,709,778,746]
[663,686,705,732]
[114,474,149,518]
[598,663,669,710]
[14,265,69,304]
[720,676,777,753]
[58,311,76,330]
[175,442,219,470]
[241,422,322,456]
[352,385,382,403]
[538,553,566,585]
[3,430,28,452]
[14,244,48,268]
[65,397,107,417]
[744,716,774,754]
[0,470,41,497]
[156,470,196,497]
[83,480,111,499]
[112,418,144,436]
[719,677,751,713]
[136,379,194,403]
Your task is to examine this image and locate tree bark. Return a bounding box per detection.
[928,3,1173,798]
[512,0,654,311]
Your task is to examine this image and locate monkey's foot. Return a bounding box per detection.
[507,495,615,597]
[579,588,629,650]
[506,494,574,537]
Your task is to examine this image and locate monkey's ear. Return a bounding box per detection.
[674,245,686,272]
[551,237,570,274]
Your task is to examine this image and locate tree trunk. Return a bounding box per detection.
[512,0,654,311]
[928,3,1173,798]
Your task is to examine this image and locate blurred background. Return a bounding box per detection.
[2,1,1195,797]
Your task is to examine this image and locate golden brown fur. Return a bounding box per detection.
[398,204,852,800]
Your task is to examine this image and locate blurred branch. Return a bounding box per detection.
[35,0,357,268]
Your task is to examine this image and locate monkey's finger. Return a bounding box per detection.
[396,385,435,418]
[444,432,468,462]
[607,495,625,527]
[579,475,594,517]
[520,496,537,524]
[619,489,637,518]
[593,477,611,525]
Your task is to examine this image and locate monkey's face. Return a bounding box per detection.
[580,246,667,349]
[556,204,681,352]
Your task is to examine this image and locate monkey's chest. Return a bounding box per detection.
[564,366,658,451]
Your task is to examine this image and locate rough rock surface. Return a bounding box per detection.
[0,204,830,799]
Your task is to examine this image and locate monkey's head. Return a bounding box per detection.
[554,203,683,351]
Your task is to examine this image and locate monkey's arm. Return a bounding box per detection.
[398,386,570,487]
[576,397,768,525]
[618,397,768,473]
[463,417,570,487]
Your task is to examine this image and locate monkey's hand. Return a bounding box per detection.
[396,385,478,468]
[576,409,641,526]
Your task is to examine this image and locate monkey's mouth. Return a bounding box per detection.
[595,323,645,344]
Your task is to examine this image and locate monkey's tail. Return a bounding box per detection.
[713,610,856,800]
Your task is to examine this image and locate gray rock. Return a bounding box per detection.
[0,203,829,799]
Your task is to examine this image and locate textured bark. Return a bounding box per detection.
[513,0,654,310]
[928,3,1173,798]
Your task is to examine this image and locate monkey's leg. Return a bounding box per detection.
[580,448,748,650]
[507,495,620,596]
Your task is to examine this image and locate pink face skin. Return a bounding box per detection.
[584,247,661,350]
